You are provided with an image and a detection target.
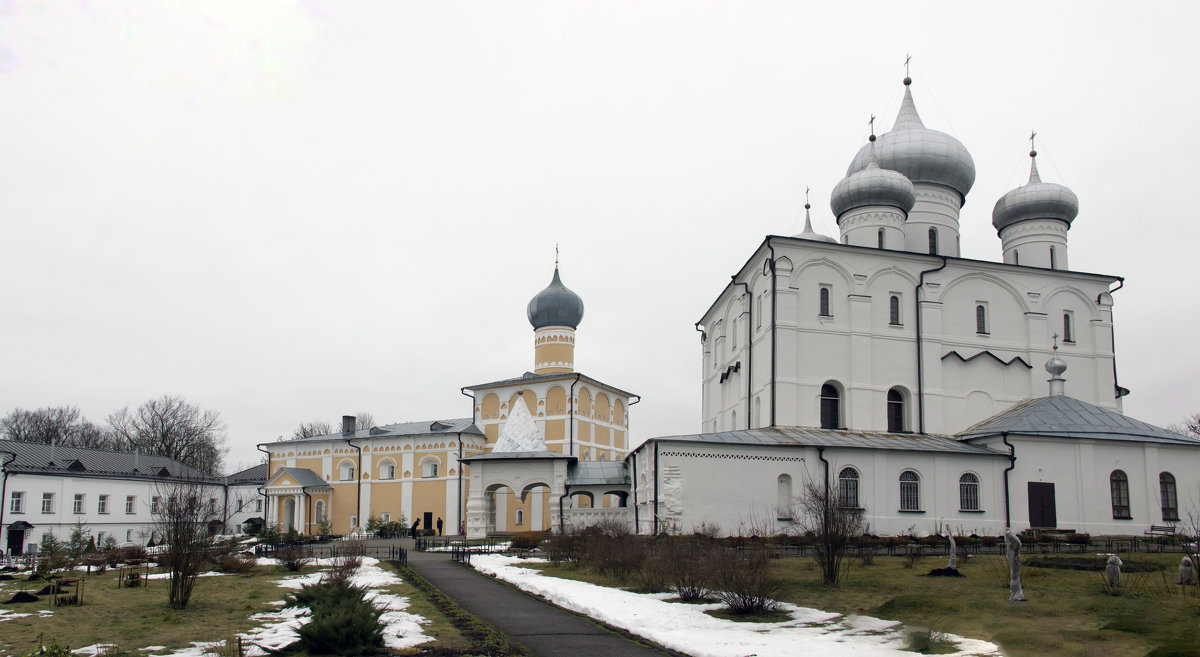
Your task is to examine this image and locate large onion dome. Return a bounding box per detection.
[794,202,838,242]
[830,140,916,219]
[846,79,976,202]
[527,268,584,330]
[992,150,1079,232]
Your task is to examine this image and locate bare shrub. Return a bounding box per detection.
[275,543,311,572]
[154,480,219,609]
[217,552,256,576]
[711,548,780,615]
[510,531,545,551]
[787,476,864,585]
[544,530,582,564]
[660,539,719,601]
[579,523,645,578]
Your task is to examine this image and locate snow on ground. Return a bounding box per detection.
[145,571,226,580]
[471,555,1003,657]
[427,541,510,553]
[73,644,118,655]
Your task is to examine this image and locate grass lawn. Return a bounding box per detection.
[531,552,1200,657]
[0,560,476,656]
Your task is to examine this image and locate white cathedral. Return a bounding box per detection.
[462,73,1200,539]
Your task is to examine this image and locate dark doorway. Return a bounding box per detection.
[6,521,33,556]
[423,511,433,534]
[1028,482,1057,528]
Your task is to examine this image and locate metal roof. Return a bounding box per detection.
[270,467,330,489]
[271,418,483,446]
[460,450,575,462]
[464,371,638,399]
[643,427,1001,456]
[957,395,1200,445]
[225,462,268,485]
[0,439,214,481]
[567,460,628,486]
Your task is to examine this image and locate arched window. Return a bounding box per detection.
[820,383,841,429]
[380,462,395,480]
[1049,245,1057,269]
[886,388,905,432]
[1160,472,1179,521]
[314,500,326,523]
[877,228,885,249]
[1110,470,1131,519]
[339,462,355,481]
[1063,312,1074,343]
[899,470,921,511]
[928,227,938,255]
[889,295,901,326]
[819,287,831,317]
[422,460,439,478]
[959,473,980,511]
[515,509,524,526]
[838,467,860,508]
[975,304,988,334]
[777,474,793,519]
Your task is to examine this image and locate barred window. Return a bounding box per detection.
[1110,470,1131,519]
[899,470,921,511]
[838,467,860,508]
[1160,472,1178,521]
[959,473,980,511]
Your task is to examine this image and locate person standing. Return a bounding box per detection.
[410,518,420,539]
[436,517,444,536]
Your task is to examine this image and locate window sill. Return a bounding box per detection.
[976,332,990,337]
[898,509,925,514]
[1163,516,1180,522]
[889,323,904,328]
[777,517,794,522]
[958,509,985,514]
[1112,515,1133,520]
[818,314,834,319]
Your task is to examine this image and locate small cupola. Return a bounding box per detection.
[528,258,585,374]
[1046,338,1068,397]
[992,134,1079,269]
[831,131,915,249]
[793,189,838,243]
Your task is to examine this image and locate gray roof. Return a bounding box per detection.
[567,460,628,486]
[643,427,1001,456]
[957,395,1200,445]
[271,467,330,489]
[274,418,482,446]
[465,371,637,399]
[460,450,575,463]
[225,462,268,485]
[527,268,585,330]
[0,439,213,481]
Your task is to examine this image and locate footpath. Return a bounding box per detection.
[402,545,680,657]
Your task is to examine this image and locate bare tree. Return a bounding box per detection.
[108,396,227,475]
[1167,413,1200,439]
[292,421,334,440]
[154,480,219,609]
[1,406,117,449]
[789,476,864,585]
[356,411,376,431]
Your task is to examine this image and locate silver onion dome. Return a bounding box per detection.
[794,203,838,243]
[527,268,584,330]
[1045,350,1067,377]
[830,141,916,220]
[846,81,976,202]
[992,151,1079,233]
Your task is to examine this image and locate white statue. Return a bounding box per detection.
[947,534,958,571]
[1004,529,1026,602]
[1104,554,1122,587]
[1179,556,1196,586]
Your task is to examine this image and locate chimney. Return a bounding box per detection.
[49,437,57,464]
[342,415,356,436]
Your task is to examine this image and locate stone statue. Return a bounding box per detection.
[1105,554,1123,588]
[1004,529,1026,602]
[947,534,958,571]
[1180,556,1196,586]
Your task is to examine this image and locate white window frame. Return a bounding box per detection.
[10,491,25,514]
[381,512,391,523]
[126,495,136,514]
[151,496,162,514]
[959,473,981,511]
[98,494,109,514]
[42,493,55,514]
[899,470,921,512]
[421,459,439,478]
[73,494,85,515]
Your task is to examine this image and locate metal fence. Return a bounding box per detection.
[253,542,407,564]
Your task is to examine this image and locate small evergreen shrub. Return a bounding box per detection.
[286,580,385,655]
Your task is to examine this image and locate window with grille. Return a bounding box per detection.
[959,473,980,511]
[1110,470,1131,519]
[928,227,938,254]
[1160,472,1178,521]
[899,471,921,511]
[838,468,860,508]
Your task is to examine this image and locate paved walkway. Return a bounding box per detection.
[402,544,680,657]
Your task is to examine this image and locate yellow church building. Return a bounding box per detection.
[260,265,636,536]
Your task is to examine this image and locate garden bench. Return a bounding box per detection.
[1143,524,1176,551]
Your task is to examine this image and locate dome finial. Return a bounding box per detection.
[903,53,912,86]
[1027,130,1041,183]
[868,114,877,142]
[1045,332,1068,396]
[554,243,559,270]
[803,186,814,230]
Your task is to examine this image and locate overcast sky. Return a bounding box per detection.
[3,1,1198,473]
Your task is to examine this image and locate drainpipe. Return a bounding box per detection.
[0,451,15,546]
[558,482,572,535]
[255,443,272,528]
[1098,278,1127,399]
[346,437,363,528]
[915,256,949,434]
[568,373,582,457]
[732,277,753,428]
[1001,432,1016,529]
[302,489,311,535]
[762,239,778,426]
[456,432,464,535]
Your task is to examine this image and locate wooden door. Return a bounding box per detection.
[1028,482,1057,528]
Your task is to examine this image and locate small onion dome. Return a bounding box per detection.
[830,146,916,220]
[991,151,1079,233]
[794,202,838,243]
[1045,351,1067,378]
[527,268,584,330]
[846,82,976,202]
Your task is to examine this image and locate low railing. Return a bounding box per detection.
[253,543,407,562]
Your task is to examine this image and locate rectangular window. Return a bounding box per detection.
[255,498,263,513]
[42,493,55,514]
[756,294,763,329]
[73,494,85,514]
[151,496,162,514]
[10,491,25,514]
[126,495,136,514]
[98,495,109,514]
[381,512,391,523]
[126,530,133,542]
[209,498,218,513]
